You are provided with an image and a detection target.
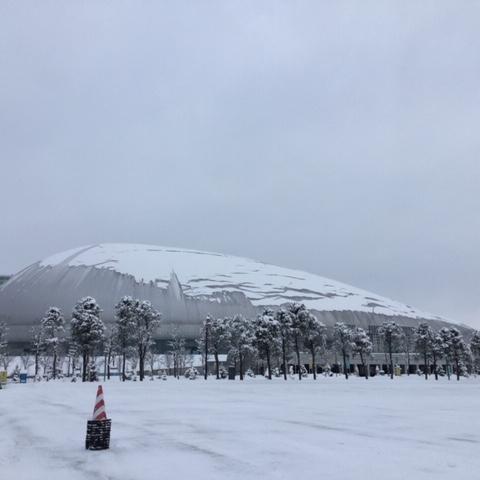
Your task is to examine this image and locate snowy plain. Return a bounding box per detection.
[1,376,479,480]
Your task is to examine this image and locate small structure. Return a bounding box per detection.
[85,385,111,450]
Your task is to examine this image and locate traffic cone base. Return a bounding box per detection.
[86,385,111,450]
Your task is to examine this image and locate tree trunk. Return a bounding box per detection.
[406,349,411,375]
[360,352,368,379]
[204,325,209,380]
[103,352,107,381]
[295,334,301,380]
[239,353,244,380]
[389,342,394,380]
[342,349,349,379]
[82,352,87,382]
[139,348,145,381]
[282,338,287,380]
[122,352,126,381]
[214,351,220,379]
[107,352,111,380]
[52,352,57,380]
[455,358,460,381]
[266,347,272,380]
[424,350,428,380]
[35,352,39,378]
[433,352,438,380]
[446,360,451,380]
[310,344,317,380]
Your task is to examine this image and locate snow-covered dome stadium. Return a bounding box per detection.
[0,243,462,347]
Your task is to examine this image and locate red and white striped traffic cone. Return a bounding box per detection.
[86,385,112,450]
[92,385,107,421]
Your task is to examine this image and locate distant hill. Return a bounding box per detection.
[0,275,10,286]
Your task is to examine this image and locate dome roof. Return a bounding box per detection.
[37,243,437,318]
[0,243,451,343]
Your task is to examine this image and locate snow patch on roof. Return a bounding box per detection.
[40,243,442,321]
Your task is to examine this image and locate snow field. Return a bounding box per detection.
[1,375,479,480]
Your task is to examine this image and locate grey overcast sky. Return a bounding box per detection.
[0,1,479,326]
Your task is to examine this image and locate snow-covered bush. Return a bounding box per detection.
[219,366,228,379]
[184,367,198,380]
[12,366,20,383]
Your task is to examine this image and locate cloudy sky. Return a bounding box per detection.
[0,1,479,326]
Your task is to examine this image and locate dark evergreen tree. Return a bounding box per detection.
[469,330,480,374]
[71,297,105,382]
[114,296,137,381]
[450,328,468,381]
[275,309,292,380]
[134,300,161,381]
[334,322,353,380]
[253,309,279,380]
[438,327,453,380]
[209,317,231,379]
[286,303,309,380]
[40,307,65,379]
[352,327,373,379]
[415,322,433,380]
[302,313,326,380]
[379,321,404,379]
[228,315,255,380]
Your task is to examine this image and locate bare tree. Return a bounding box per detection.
[0,322,8,371]
[20,351,34,372]
[31,326,45,378]
[197,315,212,380]
[168,326,186,379]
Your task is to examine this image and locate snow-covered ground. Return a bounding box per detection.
[1,376,478,480]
